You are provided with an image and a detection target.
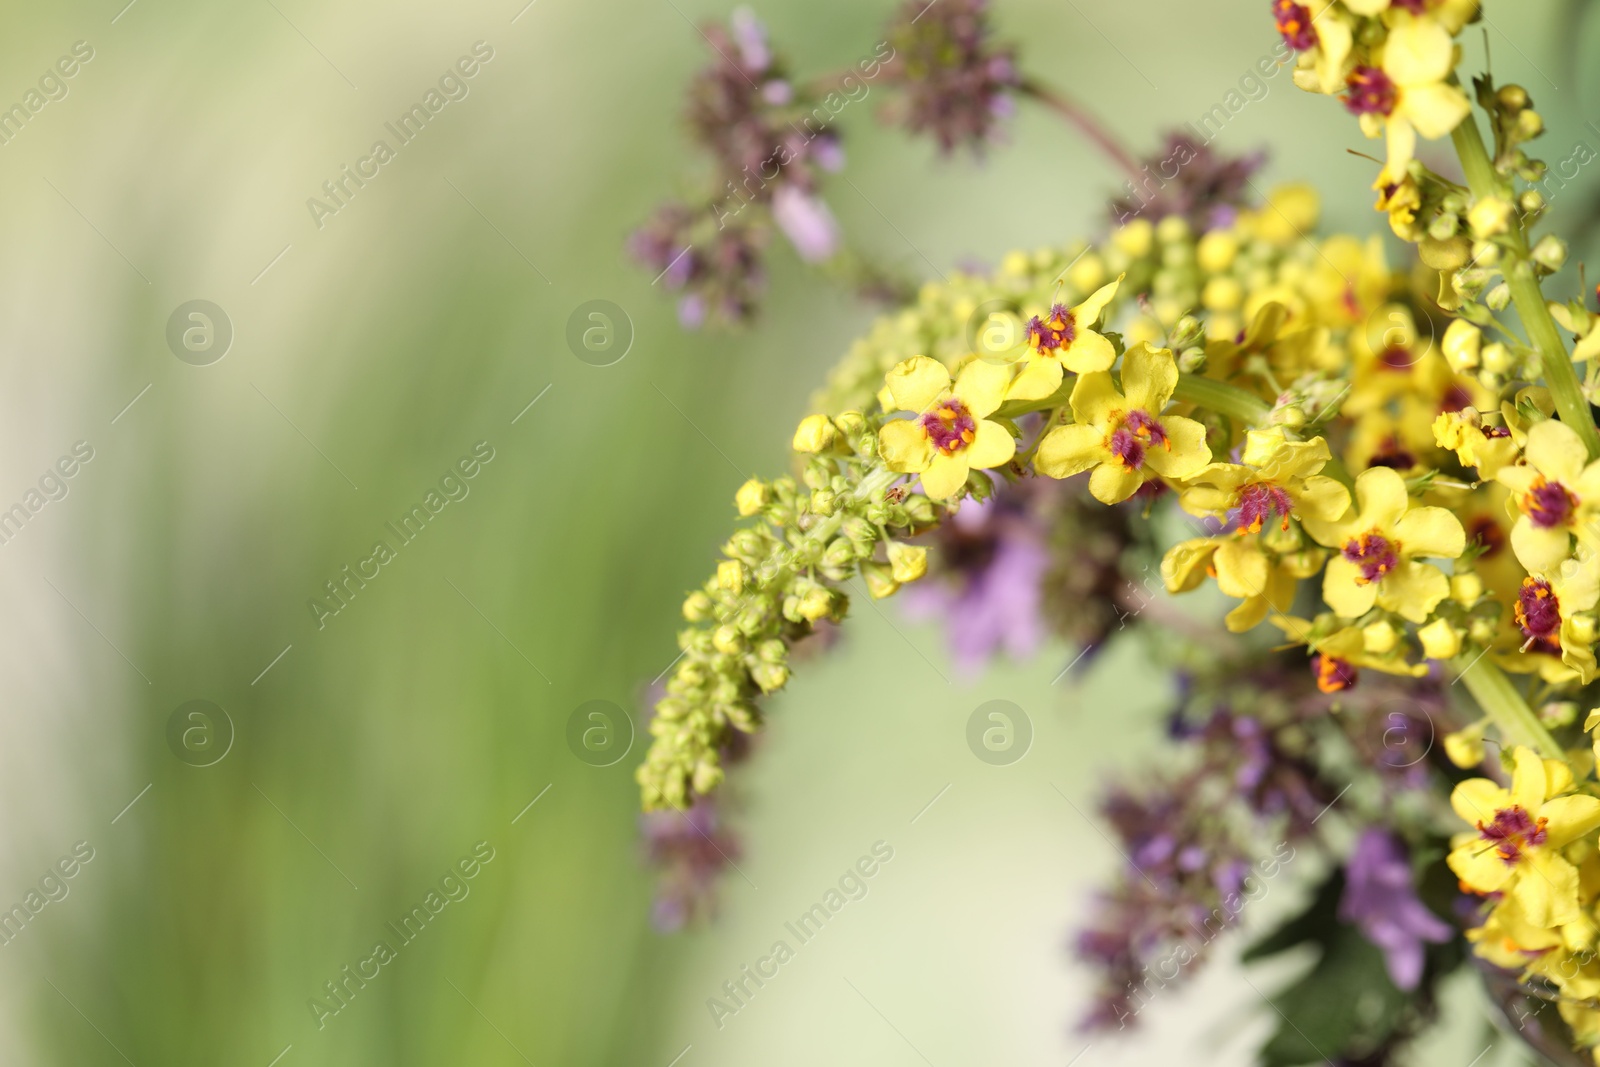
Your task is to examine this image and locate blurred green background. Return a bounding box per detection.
[0,0,1595,1064]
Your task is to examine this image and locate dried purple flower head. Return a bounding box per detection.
[627,201,769,329]
[686,9,841,256]
[1339,829,1452,990]
[882,0,1021,154]
[640,797,744,932]
[899,488,1050,674]
[1110,132,1266,231]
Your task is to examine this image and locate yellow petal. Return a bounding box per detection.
[1384,118,1418,181]
[920,452,969,500]
[1511,746,1548,809]
[953,358,1012,418]
[1383,15,1456,88]
[878,418,932,473]
[1352,466,1410,530]
[1142,416,1211,479]
[1071,275,1123,327]
[1120,343,1179,413]
[1510,518,1572,575]
[1452,777,1513,826]
[964,419,1016,470]
[885,356,951,413]
[1393,506,1465,559]
[1377,559,1450,623]
[1069,371,1124,427]
[1400,83,1471,140]
[1295,476,1352,522]
[1088,463,1144,504]
[1525,418,1589,486]
[1035,424,1104,480]
[1060,329,1116,374]
[1005,355,1065,402]
[1160,538,1220,594]
[1541,794,1600,849]
[1213,539,1269,600]
[1447,842,1515,896]
[1323,556,1379,617]
[1518,850,1580,928]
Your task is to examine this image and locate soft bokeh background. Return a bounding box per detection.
[0,0,1595,1064]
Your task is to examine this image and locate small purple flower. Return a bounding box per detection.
[770,187,840,262]
[899,493,1049,674]
[1339,829,1452,990]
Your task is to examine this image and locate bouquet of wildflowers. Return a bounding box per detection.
[630,1,1600,1062]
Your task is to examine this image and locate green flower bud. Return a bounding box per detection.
[792,414,836,453]
[1516,109,1544,140]
[1485,282,1512,312]
[811,488,838,516]
[1177,347,1207,374]
[1532,234,1569,272]
[886,542,928,583]
[683,591,714,621]
[822,537,857,569]
[861,562,899,599]
[756,639,787,664]
[750,661,789,693]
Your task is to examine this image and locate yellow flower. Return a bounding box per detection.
[1268,613,1428,692]
[1433,410,1519,479]
[1345,15,1472,184]
[1507,554,1600,684]
[1163,535,1325,633]
[1006,277,1123,401]
[877,356,1016,500]
[1447,747,1600,928]
[1302,466,1465,622]
[1034,343,1211,504]
[1493,419,1600,573]
[1178,429,1351,532]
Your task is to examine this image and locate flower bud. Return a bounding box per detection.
[810,488,838,516]
[1177,347,1208,374]
[1418,617,1462,660]
[1468,618,1498,645]
[1497,84,1529,113]
[750,661,789,693]
[735,478,768,516]
[1420,236,1471,271]
[683,591,714,621]
[1197,231,1238,273]
[834,410,867,437]
[712,625,744,655]
[692,760,725,795]
[1532,234,1569,272]
[1451,572,1484,605]
[1362,620,1399,654]
[796,585,833,621]
[1442,318,1482,372]
[905,494,937,525]
[1519,190,1544,218]
[1516,109,1544,140]
[1170,314,1205,348]
[1481,341,1514,373]
[1113,218,1154,258]
[717,560,745,594]
[887,542,928,583]
[822,538,857,570]
[792,414,836,453]
[1443,723,1487,769]
[1485,283,1512,312]
[1468,196,1514,238]
[861,562,899,600]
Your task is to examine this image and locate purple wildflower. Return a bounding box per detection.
[1339,829,1452,990]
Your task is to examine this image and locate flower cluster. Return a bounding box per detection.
[640,0,1600,1061]
[879,0,1021,154]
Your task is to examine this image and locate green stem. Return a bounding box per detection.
[1172,375,1272,425]
[1454,653,1564,760]
[1450,115,1600,459]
